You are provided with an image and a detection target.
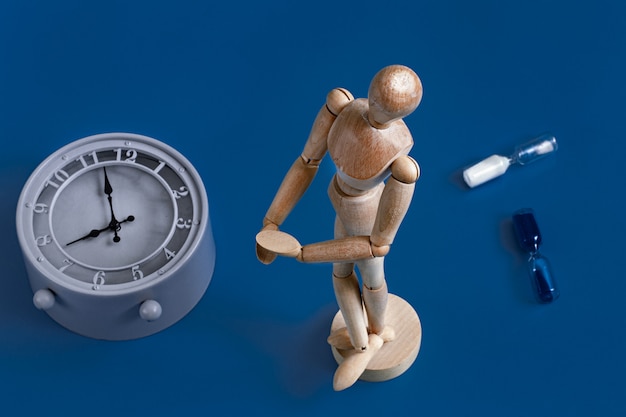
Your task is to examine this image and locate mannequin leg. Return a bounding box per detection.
[357,256,388,335]
[332,216,368,350]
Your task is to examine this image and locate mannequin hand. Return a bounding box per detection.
[256,223,280,264]
[256,228,302,263]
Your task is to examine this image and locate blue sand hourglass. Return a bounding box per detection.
[512,208,559,303]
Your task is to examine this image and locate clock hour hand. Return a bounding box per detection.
[65,215,135,246]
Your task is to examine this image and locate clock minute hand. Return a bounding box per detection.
[103,166,123,242]
[103,167,118,223]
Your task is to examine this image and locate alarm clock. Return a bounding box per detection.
[16,132,215,340]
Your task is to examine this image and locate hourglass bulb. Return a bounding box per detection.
[512,208,559,303]
[463,134,557,188]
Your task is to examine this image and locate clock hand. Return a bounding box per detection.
[65,215,135,246]
[110,215,135,243]
[103,166,130,242]
[103,166,119,224]
[66,227,107,246]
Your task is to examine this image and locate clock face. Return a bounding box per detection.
[17,134,207,293]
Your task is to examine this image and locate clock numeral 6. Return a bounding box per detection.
[92,271,106,290]
[132,265,144,281]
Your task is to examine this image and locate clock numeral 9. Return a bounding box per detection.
[32,203,49,214]
[92,271,106,290]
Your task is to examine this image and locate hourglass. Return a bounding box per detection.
[512,208,559,303]
[463,134,558,188]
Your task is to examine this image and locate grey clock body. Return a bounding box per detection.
[16,133,215,340]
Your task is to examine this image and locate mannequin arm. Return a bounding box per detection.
[257,88,354,264]
[256,231,373,263]
[369,154,420,253]
[256,155,420,264]
[262,88,354,228]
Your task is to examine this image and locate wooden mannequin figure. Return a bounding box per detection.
[256,65,423,391]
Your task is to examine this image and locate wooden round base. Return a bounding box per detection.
[330,294,422,383]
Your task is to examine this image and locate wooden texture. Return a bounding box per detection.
[263,156,318,227]
[362,281,388,335]
[302,88,353,162]
[255,223,279,264]
[257,65,423,390]
[300,236,373,263]
[327,98,413,187]
[370,173,415,247]
[255,230,301,258]
[328,177,384,236]
[333,272,368,351]
[367,64,422,127]
[256,231,377,263]
[330,294,422,390]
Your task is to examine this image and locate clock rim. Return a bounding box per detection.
[16,132,210,296]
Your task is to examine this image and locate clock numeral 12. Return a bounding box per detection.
[114,148,137,162]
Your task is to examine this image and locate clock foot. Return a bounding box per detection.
[329,294,421,390]
[33,289,55,310]
[139,300,162,321]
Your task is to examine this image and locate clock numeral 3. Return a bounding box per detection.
[176,218,192,229]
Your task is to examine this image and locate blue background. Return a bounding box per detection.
[1,1,625,415]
